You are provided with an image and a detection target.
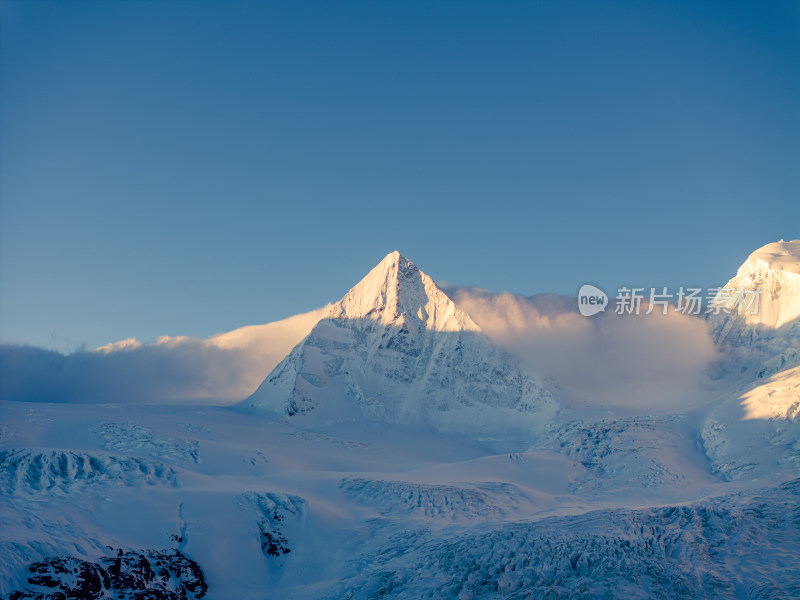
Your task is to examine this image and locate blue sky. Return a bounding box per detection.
[1,0,798,351]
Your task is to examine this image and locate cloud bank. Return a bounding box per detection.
[444,286,720,411]
[1,287,721,412]
[0,307,329,405]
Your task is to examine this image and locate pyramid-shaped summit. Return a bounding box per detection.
[240,252,555,433]
[329,251,480,332]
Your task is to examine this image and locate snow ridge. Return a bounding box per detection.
[0,449,180,496]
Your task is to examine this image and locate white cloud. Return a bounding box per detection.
[95,337,142,353]
[1,306,330,405]
[445,287,720,411]
[1,285,721,412]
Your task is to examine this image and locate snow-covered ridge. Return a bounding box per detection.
[0,449,180,496]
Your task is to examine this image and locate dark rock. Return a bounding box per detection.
[6,549,206,600]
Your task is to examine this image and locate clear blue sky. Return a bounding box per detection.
[2,0,798,351]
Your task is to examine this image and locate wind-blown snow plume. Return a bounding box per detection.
[444,287,720,410]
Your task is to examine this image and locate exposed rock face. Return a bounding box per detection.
[238,492,307,561]
[6,549,207,600]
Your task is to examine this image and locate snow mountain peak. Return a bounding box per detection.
[748,239,800,275]
[328,251,480,333]
[711,239,800,331]
[240,252,555,433]
[709,239,800,378]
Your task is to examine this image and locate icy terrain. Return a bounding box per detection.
[2,244,799,598]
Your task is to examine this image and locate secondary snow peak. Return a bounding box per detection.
[711,239,800,331]
[709,239,800,381]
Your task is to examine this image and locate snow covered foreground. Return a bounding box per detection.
[2,243,800,599]
[2,400,798,599]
